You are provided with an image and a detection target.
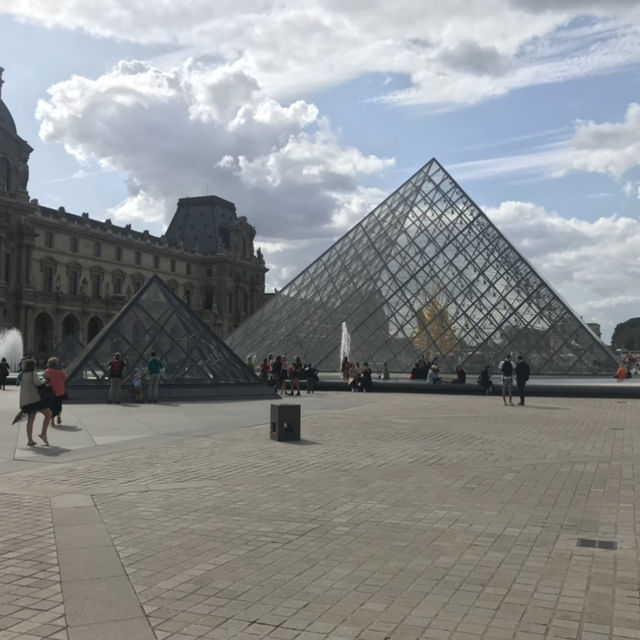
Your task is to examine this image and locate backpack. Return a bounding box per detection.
[501,360,513,377]
[109,359,123,378]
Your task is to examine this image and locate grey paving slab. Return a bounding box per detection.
[62,575,144,625]
[54,523,114,550]
[67,617,156,640]
[58,546,125,582]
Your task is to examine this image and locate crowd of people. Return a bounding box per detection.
[5,344,540,448]
[9,350,166,447]
[105,351,164,404]
[254,354,320,396]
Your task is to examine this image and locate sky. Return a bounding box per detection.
[1,1,640,344]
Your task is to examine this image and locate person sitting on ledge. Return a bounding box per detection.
[477,366,493,394]
[426,365,441,384]
[452,364,466,383]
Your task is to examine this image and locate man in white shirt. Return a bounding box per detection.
[499,354,516,406]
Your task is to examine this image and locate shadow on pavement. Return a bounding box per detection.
[50,424,82,431]
[23,445,72,457]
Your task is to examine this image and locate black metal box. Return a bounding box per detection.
[270,404,301,441]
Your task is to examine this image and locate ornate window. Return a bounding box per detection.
[153,255,160,269]
[112,271,125,295]
[91,273,102,298]
[45,231,54,248]
[135,250,141,266]
[70,237,78,253]
[43,265,54,293]
[94,241,101,257]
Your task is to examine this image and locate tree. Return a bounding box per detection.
[611,318,640,349]
[412,294,459,361]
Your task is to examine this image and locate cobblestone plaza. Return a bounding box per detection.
[0,388,638,639]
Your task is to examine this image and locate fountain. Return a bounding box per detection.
[0,328,24,371]
[339,321,351,370]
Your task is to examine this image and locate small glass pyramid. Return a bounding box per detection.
[53,332,84,367]
[228,158,617,375]
[65,275,273,400]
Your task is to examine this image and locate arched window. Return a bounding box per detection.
[34,312,54,354]
[62,314,80,337]
[87,317,104,343]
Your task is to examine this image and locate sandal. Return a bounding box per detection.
[38,434,49,445]
[27,441,37,447]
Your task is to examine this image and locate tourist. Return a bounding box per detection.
[266,353,275,387]
[279,356,289,396]
[44,357,68,425]
[341,356,349,380]
[0,356,9,390]
[271,355,282,392]
[515,355,530,406]
[304,363,318,394]
[259,357,270,383]
[132,366,146,403]
[289,356,303,396]
[453,364,466,383]
[107,352,125,403]
[19,358,52,446]
[147,351,163,403]
[361,362,372,392]
[426,365,441,384]
[245,355,254,372]
[499,354,516,406]
[477,366,493,394]
[616,364,627,381]
[382,362,390,380]
[347,361,360,391]
[411,359,429,379]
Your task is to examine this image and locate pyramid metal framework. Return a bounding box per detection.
[228,158,617,375]
[53,332,84,367]
[65,275,274,401]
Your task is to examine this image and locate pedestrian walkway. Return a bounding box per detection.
[0,389,638,639]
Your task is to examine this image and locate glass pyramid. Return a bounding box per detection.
[228,158,617,375]
[65,275,273,400]
[53,332,85,367]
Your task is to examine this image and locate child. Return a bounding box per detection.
[132,367,146,402]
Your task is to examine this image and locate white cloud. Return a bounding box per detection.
[485,200,640,341]
[451,102,640,183]
[34,60,393,290]
[570,103,640,177]
[5,1,640,107]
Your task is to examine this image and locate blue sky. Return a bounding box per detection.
[2,2,640,342]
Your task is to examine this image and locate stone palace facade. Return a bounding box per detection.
[0,67,266,360]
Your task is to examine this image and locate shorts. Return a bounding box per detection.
[502,378,513,391]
